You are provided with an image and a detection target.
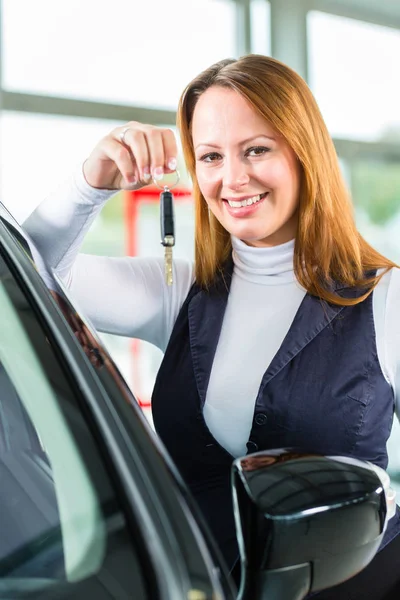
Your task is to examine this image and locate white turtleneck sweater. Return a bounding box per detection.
[24,167,400,459]
[204,237,305,456]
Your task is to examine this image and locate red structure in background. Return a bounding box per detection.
[123,185,192,407]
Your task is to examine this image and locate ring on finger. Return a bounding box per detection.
[119,126,131,145]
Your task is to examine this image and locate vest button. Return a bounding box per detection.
[255,413,268,426]
[246,441,259,453]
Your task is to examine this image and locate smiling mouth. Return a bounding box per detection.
[224,192,268,208]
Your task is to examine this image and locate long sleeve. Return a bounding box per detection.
[373,267,400,416]
[23,167,194,350]
[24,165,116,281]
[384,267,400,417]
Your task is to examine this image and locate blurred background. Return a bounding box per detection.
[0,0,400,484]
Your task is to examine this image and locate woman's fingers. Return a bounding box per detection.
[145,127,166,181]
[162,128,179,173]
[120,124,178,179]
[120,128,151,183]
[106,137,139,183]
[83,122,178,190]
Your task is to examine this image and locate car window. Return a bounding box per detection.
[0,255,150,597]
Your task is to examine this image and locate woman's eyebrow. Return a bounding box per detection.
[240,134,276,145]
[195,134,276,151]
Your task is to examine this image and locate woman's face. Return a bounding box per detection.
[192,86,301,247]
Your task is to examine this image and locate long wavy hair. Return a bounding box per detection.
[177,54,397,306]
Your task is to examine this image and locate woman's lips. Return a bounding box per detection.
[223,192,268,217]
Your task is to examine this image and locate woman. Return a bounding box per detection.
[25,55,400,599]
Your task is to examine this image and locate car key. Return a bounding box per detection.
[160,186,175,286]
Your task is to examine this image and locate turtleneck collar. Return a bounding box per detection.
[231,235,295,285]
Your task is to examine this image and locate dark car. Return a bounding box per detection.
[0,201,390,600]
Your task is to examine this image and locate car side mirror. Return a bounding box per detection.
[232,450,387,600]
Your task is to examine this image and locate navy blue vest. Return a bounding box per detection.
[152,260,400,570]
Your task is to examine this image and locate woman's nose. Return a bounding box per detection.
[223,157,250,190]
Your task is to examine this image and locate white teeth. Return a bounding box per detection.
[227,193,265,208]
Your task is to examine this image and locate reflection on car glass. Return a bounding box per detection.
[0,360,62,576]
[0,277,106,586]
[50,288,138,407]
[0,243,150,597]
[51,289,106,369]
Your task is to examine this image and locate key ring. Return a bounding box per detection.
[153,169,180,190]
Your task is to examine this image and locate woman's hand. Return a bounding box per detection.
[83,121,178,190]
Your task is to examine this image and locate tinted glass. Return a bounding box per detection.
[0,253,149,598]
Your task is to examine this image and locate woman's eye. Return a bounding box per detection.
[199,152,221,163]
[246,146,271,157]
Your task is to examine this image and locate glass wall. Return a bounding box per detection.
[308,11,400,262]
[352,159,400,261]
[2,0,237,109]
[250,0,271,55]
[308,11,400,142]
[0,112,122,221]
